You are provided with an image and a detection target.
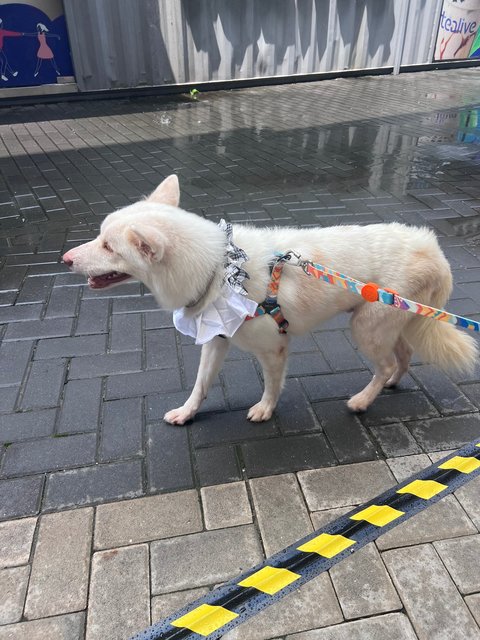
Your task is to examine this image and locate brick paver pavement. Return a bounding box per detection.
[1,68,480,637]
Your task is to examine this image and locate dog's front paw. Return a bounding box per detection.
[164,406,195,426]
[247,402,273,422]
[347,394,368,413]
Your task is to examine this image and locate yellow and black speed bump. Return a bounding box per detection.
[131,439,480,640]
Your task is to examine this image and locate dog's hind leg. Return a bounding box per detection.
[248,340,289,422]
[164,336,230,425]
[347,305,408,413]
[385,335,413,388]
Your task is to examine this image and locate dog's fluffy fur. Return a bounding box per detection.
[63,175,478,424]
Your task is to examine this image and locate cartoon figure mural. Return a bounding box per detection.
[0,0,73,87]
[33,22,60,76]
[0,16,21,80]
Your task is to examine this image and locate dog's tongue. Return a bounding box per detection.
[88,271,131,288]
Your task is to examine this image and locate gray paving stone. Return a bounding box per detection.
[25,508,93,619]
[201,482,252,530]
[250,474,313,555]
[1,433,97,477]
[310,506,353,530]
[0,341,33,385]
[0,612,85,640]
[386,453,431,482]
[359,392,438,426]
[275,378,319,434]
[86,544,149,640]
[286,612,417,639]
[151,587,209,623]
[370,422,422,457]
[94,490,202,549]
[0,517,36,568]
[147,423,194,492]
[99,397,143,461]
[313,399,379,463]
[145,327,178,369]
[466,594,480,628]
[44,459,143,509]
[412,364,475,414]
[408,414,480,451]
[110,312,143,352]
[57,378,102,434]
[0,566,30,624]
[223,574,343,640]
[376,495,476,550]
[150,525,263,594]
[383,544,480,640]
[242,434,335,477]
[302,371,372,402]
[0,476,43,520]
[455,475,480,529]
[298,461,395,511]
[314,331,364,371]
[106,368,182,399]
[75,298,109,335]
[68,351,142,379]
[3,318,73,342]
[222,359,264,410]
[329,543,401,620]
[434,535,480,595]
[19,359,67,410]
[0,408,56,442]
[194,445,242,486]
[0,387,19,413]
[35,334,107,359]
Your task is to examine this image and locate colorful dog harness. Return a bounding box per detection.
[245,254,290,333]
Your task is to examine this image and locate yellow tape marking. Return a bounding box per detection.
[238,566,300,595]
[297,532,356,558]
[171,604,238,636]
[476,443,480,448]
[438,456,480,474]
[397,479,447,500]
[350,504,404,527]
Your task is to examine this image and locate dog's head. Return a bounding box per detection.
[62,175,180,290]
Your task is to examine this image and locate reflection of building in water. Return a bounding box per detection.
[418,108,480,144]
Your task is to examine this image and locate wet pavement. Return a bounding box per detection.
[1,68,480,519]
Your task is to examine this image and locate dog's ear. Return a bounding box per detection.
[146,175,180,207]
[126,224,167,261]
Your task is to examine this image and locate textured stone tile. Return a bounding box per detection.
[466,594,480,628]
[383,544,479,640]
[94,490,202,549]
[310,507,352,530]
[0,612,85,640]
[455,475,480,529]
[44,460,144,509]
[242,434,335,477]
[386,454,431,482]
[434,535,480,595]
[0,476,43,520]
[298,461,395,511]
[25,508,93,619]
[150,526,262,594]
[408,414,480,451]
[194,445,242,486]
[151,587,209,623]
[0,566,30,624]
[223,574,343,640]
[376,495,476,550]
[0,517,36,568]
[250,474,312,556]
[86,544,149,640]
[286,612,417,639]
[147,423,194,492]
[369,422,422,457]
[57,378,102,433]
[0,409,56,443]
[201,482,252,530]
[330,544,401,620]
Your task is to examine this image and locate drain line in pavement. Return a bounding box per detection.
[131,439,480,640]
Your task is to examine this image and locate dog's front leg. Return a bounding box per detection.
[247,343,289,422]
[164,336,230,425]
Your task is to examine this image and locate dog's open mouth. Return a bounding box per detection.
[88,271,132,289]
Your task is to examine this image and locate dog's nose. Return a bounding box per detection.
[62,251,73,267]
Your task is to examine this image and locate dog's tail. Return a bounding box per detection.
[404,316,478,373]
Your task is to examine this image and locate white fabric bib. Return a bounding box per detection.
[173,285,258,345]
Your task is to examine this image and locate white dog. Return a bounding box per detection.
[63,175,478,425]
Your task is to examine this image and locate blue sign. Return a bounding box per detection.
[0,1,73,87]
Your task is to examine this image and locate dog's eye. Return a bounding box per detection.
[103,242,113,253]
